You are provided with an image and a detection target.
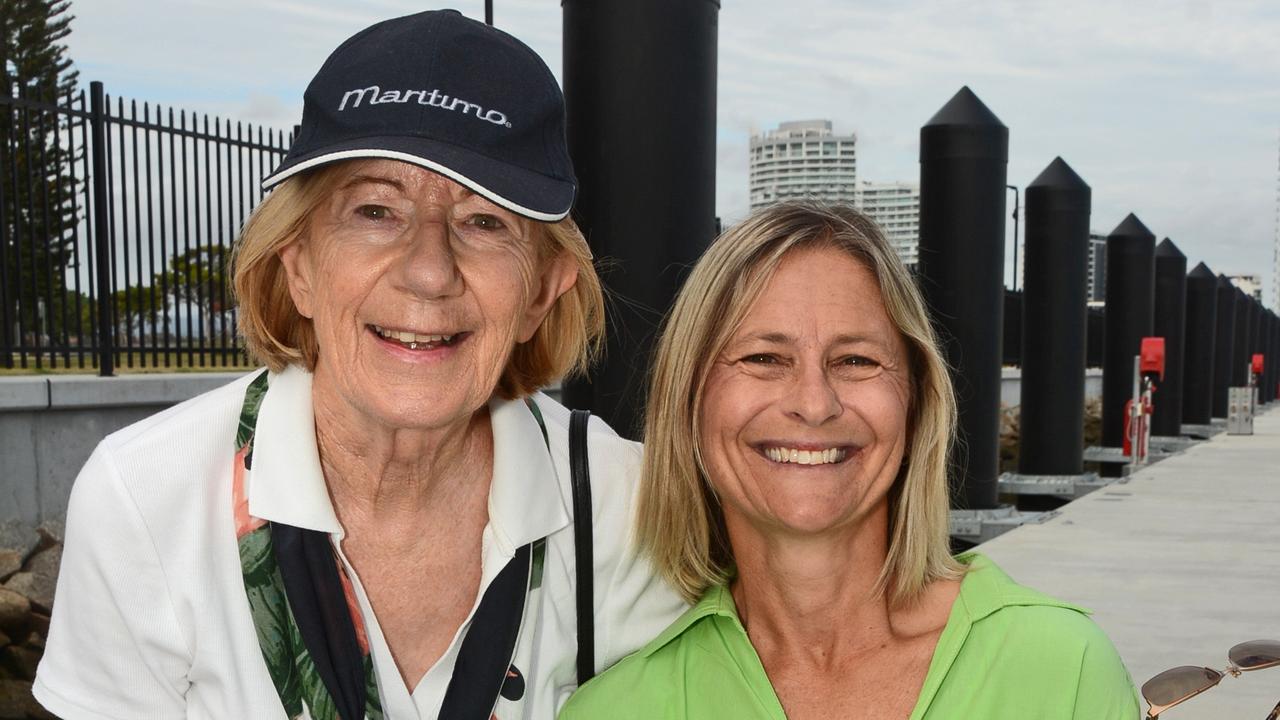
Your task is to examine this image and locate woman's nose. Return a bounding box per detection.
[395,221,464,299]
[785,362,843,426]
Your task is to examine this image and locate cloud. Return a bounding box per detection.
[65,0,1280,303]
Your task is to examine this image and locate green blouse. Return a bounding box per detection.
[559,553,1140,719]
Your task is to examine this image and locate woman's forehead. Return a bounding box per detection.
[330,158,469,194]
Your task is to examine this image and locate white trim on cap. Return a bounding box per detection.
[260,149,570,222]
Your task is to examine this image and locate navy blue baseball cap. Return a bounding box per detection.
[262,10,576,222]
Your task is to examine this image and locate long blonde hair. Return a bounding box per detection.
[637,201,961,604]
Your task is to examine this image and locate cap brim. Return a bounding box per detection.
[261,135,575,222]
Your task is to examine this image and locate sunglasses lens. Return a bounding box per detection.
[1229,640,1280,670]
[1142,666,1222,706]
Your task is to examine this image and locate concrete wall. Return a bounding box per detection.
[1001,367,1103,408]
[0,373,248,524]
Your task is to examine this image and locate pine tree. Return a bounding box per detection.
[1,0,79,356]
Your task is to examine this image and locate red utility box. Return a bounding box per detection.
[1252,353,1264,375]
[1140,337,1166,380]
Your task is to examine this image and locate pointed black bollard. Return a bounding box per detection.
[1181,263,1217,426]
[1151,238,1187,437]
[1100,214,1156,476]
[917,87,1009,510]
[1018,157,1090,476]
[1212,275,1238,418]
[1232,289,1252,388]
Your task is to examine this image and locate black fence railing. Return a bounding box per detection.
[1,80,293,374]
[1001,288,1105,369]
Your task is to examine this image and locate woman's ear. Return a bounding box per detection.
[277,239,316,320]
[517,251,578,343]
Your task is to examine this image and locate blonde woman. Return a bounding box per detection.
[560,202,1138,719]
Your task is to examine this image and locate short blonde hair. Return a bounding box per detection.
[638,201,962,605]
[232,165,603,399]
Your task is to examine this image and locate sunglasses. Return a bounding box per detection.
[1142,639,1280,719]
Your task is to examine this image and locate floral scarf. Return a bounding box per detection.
[233,371,546,720]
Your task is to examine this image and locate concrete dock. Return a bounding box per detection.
[979,405,1280,719]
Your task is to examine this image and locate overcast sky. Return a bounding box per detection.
[67,0,1280,305]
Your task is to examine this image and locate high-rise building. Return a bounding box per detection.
[1228,274,1263,302]
[748,120,857,210]
[1087,232,1107,303]
[856,182,920,268]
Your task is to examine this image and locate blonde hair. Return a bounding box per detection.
[638,201,961,605]
[232,165,603,399]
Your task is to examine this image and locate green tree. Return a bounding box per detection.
[156,244,235,338]
[1,0,79,353]
[111,284,168,342]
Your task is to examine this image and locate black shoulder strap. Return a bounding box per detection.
[568,409,595,687]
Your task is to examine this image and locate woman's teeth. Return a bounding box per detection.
[764,446,847,465]
[372,325,456,349]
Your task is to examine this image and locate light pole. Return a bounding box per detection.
[1007,184,1020,291]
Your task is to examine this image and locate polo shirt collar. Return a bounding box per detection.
[911,552,1088,718]
[249,366,341,534]
[637,554,1090,662]
[642,583,740,658]
[246,366,570,548]
[486,393,571,554]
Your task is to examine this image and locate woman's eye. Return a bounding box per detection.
[839,355,879,368]
[356,204,391,220]
[465,213,507,231]
[743,353,779,365]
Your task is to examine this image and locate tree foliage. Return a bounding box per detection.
[1,0,79,344]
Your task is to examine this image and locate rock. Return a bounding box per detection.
[4,545,59,613]
[0,679,57,719]
[34,518,63,548]
[0,631,8,648]
[0,645,40,681]
[22,633,41,650]
[0,522,37,566]
[0,552,19,585]
[0,590,29,638]
[26,614,47,639]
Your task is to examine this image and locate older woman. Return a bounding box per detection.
[34,11,683,720]
[560,202,1139,719]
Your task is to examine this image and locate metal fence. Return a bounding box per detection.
[1001,289,1105,368]
[1,80,292,374]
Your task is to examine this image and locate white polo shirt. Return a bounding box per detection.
[34,367,686,719]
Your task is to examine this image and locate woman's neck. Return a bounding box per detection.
[311,383,494,529]
[729,508,897,668]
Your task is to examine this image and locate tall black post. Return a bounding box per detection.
[561,0,719,437]
[1018,157,1090,476]
[1100,214,1155,476]
[1231,290,1252,387]
[1181,263,1217,426]
[1151,239,1187,436]
[1212,276,1238,418]
[917,87,1009,510]
[1261,310,1273,404]
[1250,298,1263,393]
[1271,311,1279,401]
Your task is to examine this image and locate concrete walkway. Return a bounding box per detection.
[979,405,1280,719]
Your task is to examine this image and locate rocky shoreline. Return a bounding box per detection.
[0,519,61,720]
